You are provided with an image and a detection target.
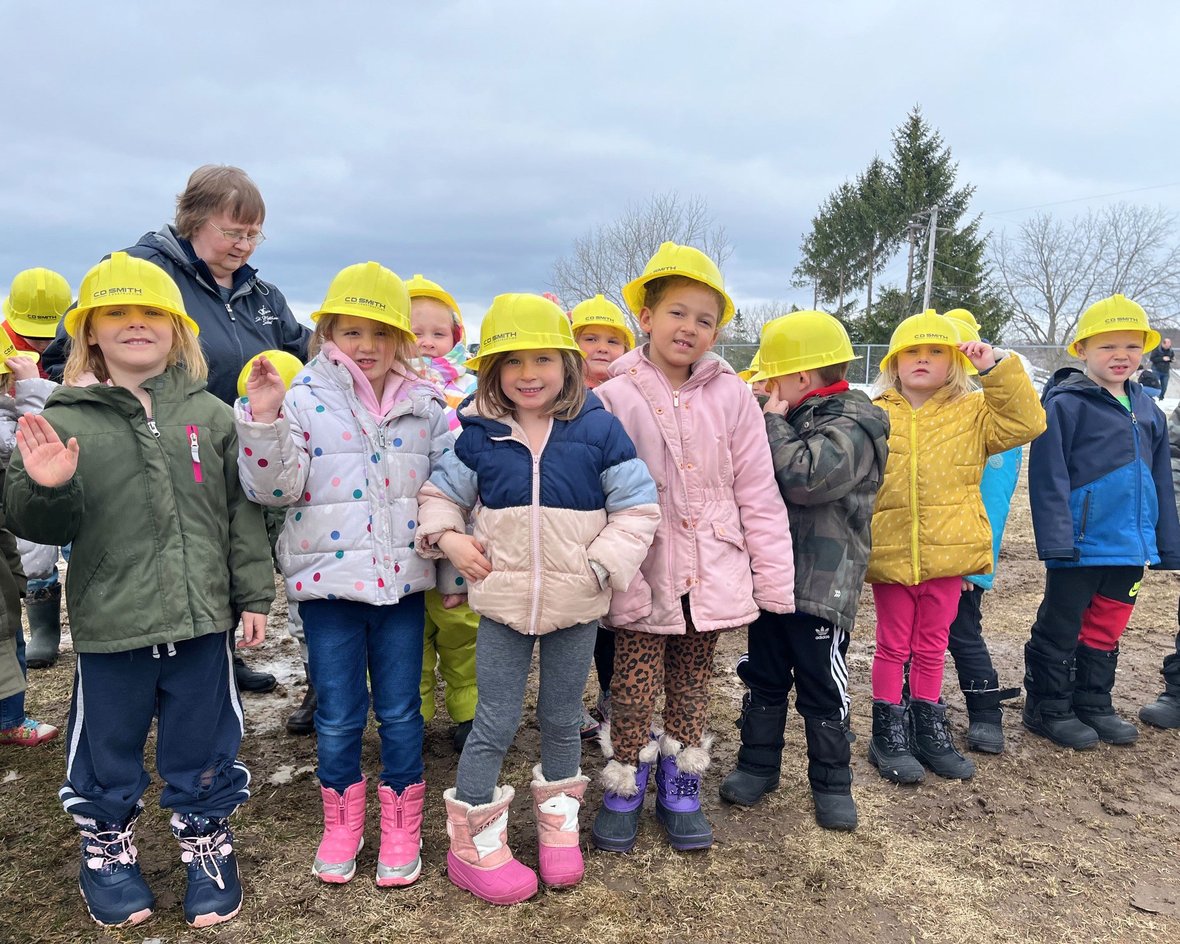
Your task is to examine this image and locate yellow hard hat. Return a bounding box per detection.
[467,293,584,372]
[1068,294,1160,357]
[880,310,969,372]
[407,273,464,344]
[943,310,981,375]
[570,295,635,349]
[621,242,735,326]
[752,311,854,382]
[0,332,40,375]
[66,252,197,338]
[3,268,72,338]
[237,349,305,399]
[311,262,412,338]
[738,351,760,382]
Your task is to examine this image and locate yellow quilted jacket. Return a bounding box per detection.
[867,355,1046,585]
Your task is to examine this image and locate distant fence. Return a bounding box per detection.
[715,343,1087,387]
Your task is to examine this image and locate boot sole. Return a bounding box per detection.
[25,659,57,670]
[376,857,422,887]
[914,756,975,780]
[446,852,538,905]
[966,738,1004,754]
[718,775,779,807]
[80,882,153,929]
[590,830,638,853]
[1021,719,1098,750]
[1139,711,1180,730]
[188,900,242,928]
[654,807,713,851]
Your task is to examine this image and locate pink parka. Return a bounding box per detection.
[596,347,795,634]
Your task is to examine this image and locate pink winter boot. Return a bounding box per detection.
[376,781,425,887]
[313,778,366,883]
[444,786,538,905]
[530,765,589,888]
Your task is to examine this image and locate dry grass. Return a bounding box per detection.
[2,468,1180,943]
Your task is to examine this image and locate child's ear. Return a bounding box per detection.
[637,308,654,334]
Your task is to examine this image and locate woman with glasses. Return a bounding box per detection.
[41,164,311,697]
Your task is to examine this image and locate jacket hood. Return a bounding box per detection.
[1042,365,1151,409]
[48,364,208,413]
[456,388,607,437]
[796,389,890,471]
[135,225,260,295]
[302,349,444,419]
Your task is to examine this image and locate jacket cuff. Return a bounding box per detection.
[1038,547,1079,561]
[27,477,81,500]
[236,599,274,616]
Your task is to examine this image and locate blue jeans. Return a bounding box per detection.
[302,595,426,793]
[0,632,27,730]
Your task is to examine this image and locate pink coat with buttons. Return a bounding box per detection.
[595,347,795,634]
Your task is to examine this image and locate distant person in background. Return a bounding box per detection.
[1138,365,1162,401]
[43,165,312,696]
[1150,336,1174,398]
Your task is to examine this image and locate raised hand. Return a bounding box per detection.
[245,355,286,423]
[437,531,493,583]
[4,355,40,382]
[15,414,79,487]
[958,340,997,373]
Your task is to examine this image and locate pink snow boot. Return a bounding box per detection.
[376,781,425,887]
[530,765,589,888]
[444,785,538,905]
[313,778,366,883]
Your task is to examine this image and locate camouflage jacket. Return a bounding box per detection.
[765,388,889,630]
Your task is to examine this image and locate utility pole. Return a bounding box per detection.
[921,204,939,311]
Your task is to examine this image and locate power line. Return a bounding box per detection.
[983,182,1180,218]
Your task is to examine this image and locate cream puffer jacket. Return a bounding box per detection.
[417,392,661,635]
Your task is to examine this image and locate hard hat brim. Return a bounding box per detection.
[621,271,735,326]
[64,303,200,339]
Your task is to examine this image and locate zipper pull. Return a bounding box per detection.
[146,418,161,439]
[673,389,680,408]
[187,424,204,483]
[225,303,235,321]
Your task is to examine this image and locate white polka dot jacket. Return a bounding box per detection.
[235,349,460,607]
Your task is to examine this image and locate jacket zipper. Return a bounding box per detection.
[146,417,161,439]
[527,451,543,634]
[186,425,203,483]
[1078,492,1091,543]
[908,407,920,584]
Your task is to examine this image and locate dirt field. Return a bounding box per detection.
[2,469,1179,944]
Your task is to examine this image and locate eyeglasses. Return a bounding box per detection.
[207,221,266,245]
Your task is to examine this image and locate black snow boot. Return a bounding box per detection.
[1022,643,1099,750]
[719,693,787,807]
[804,716,855,831]
[962,685,1020,755]
[1140,692,1180,729]
[909,699,975,780]
[25,583,62,669]
[1073,645,1138,745]
[285,664,317,735]
[868,701,924,784]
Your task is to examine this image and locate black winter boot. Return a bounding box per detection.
[868,701,924,784]
[1073,645,1138,745]
[25,583,62,669]
[803,716,855,831]
[909,699,975,780]
[1022,644,1099,750]
[719,693,787,806]
[1140,692,1180,729]
[234,655,276,694]
[962,686,1020,754]
[285,664,317,735]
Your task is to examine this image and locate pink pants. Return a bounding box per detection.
[871,577,962,704]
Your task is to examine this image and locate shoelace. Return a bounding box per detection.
[81,821,139,873]
[177,827,233,891]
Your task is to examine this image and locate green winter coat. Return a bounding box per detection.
[765,388,890,631]
[0,470,27,700]
[3,366,274,654]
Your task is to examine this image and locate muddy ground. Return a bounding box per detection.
[2,469,1179,944]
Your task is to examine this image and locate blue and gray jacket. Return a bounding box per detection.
[42,226,310,405]
[1030,367,1180,569]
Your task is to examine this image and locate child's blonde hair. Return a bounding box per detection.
[474,349,586,421]
[63,307,208,386]
[309,313,419,368]
[872,354,976,401]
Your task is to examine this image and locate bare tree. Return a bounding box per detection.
[551,192,731,334]
[725,300,799,344]
[991,204,1180,346]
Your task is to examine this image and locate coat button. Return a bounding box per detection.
[656,407,664,414]
[682,519,690,528]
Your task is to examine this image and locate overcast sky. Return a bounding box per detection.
[3,2,1179,333]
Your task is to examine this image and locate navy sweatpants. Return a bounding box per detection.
[60,630,250,823]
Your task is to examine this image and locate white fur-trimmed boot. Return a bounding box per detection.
[654,734,714,851]
[529,766,589,887]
